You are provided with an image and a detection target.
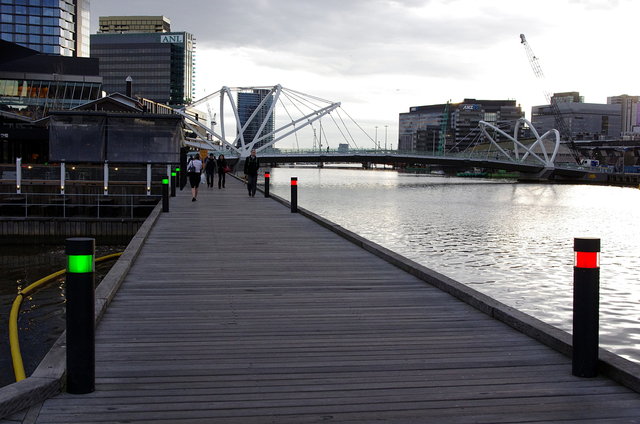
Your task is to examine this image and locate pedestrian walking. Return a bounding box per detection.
[244,149,260,197]
[187,154,203,201]
[204,153,216,188]
[217,154,228,189]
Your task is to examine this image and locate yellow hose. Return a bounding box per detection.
[8,252,122,382]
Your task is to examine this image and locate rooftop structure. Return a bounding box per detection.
[98,16,171,33]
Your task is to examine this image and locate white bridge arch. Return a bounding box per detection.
[177,85,345,158]
[478,118,560,167]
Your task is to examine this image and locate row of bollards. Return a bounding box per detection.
[62,174,602,396]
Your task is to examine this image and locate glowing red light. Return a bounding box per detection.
[575,251,599,268]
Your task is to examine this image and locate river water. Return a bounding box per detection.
[266,167,640,363]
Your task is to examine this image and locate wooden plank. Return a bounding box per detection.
[30,177,640,423]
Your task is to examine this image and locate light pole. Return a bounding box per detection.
[375,126,379,150]
[384,125,388,151]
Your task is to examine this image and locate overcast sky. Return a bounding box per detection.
[91,0,638,148]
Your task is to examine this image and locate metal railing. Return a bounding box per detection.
[0,192,160,219]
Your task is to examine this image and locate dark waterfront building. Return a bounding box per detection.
[237,89,274,149]
[0,40,101,163]
[532,92,621,141]
[399,99,524,152]
[91,29,196,106]
[0,0,90,57]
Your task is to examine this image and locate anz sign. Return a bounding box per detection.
[160,34,184,44]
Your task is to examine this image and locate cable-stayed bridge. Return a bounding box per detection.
[177,85,599,181]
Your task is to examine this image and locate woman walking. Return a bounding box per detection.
[217,154,228,189]
[187,154,203,201]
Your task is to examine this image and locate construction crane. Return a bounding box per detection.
[520,34,580,163]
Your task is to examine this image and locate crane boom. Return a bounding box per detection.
[520,34,580,163]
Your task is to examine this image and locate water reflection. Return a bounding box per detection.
[267,167,640,363]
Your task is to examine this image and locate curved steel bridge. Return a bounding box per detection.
[179,85,599,181]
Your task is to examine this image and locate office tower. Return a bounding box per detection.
[91,27,196,105]
[98,16,171,34]
[399,99,524,152]
[0,0,90,57]
[237,89,275,149]
[608,95,639,135]
[532,92,621,140]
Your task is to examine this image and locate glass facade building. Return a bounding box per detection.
[0,0,90,57]
[0,40,100,121]
[91,31,195,106]
[237,89,274,149]
[399,99,524,152]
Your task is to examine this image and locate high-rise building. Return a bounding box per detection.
[607,94,640,135]
[98,16,171,34]
[91,29,196,105]
[0,0,90,57]
[399,99,524,152]
[237,89,274,149]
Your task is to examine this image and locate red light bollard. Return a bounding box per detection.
[572,237,600,377]
[290,176,298,213]
[264,171,270,198]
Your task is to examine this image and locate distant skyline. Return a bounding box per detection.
[90,0,638,149]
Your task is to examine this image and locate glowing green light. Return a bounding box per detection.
[175,167,181,172]
[171,172,176,177]
[162,179,169,184]
[67,255,94,273]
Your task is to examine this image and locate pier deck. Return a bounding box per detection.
[15,177,640,422]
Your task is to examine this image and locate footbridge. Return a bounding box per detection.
[177,85,602,181]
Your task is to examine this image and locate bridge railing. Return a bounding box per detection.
[257,147,551,167]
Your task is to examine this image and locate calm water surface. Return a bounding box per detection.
[267,167,640,363]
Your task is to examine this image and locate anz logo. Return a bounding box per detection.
[160,34,184,44]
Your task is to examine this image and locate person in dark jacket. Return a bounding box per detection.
[204,153,216,188]
[243,149,260,197]
[216,154,227,189]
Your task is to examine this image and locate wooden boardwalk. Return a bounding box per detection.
[27,177,640,422]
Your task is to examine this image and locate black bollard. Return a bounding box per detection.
[290,176,298,213]
[572,237,600,378]
[170,171,176,197]
[264,171,270,198]
[162,178,169,212]
[65,237,95,394]
[176,167,182,191]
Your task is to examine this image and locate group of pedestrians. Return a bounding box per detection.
[186,153,229,201]
[185,149,260,201]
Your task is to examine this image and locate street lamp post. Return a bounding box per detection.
[385,125,388,151]
[375,126,379,150]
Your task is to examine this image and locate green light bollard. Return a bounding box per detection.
[162,178,169,212]
[290,176,298,213]
[175,167,182,191]
[264,171,270,198]
[572,237,600,378]
[170,171,176,197]
[65,237,95,394]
